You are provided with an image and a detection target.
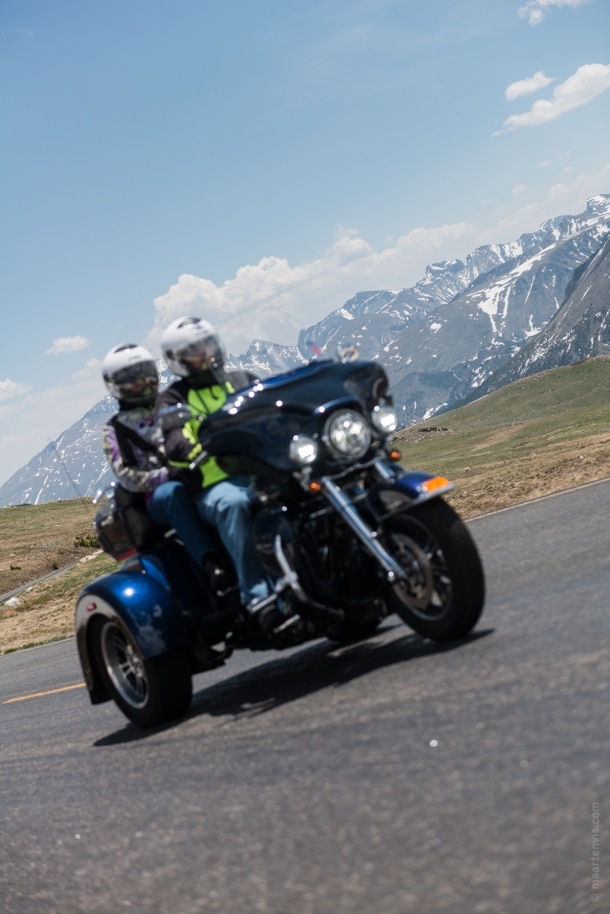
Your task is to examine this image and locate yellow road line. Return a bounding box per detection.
[3,683,86,704]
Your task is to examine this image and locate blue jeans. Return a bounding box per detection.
[147,481,216,566]
[194,477,270,606]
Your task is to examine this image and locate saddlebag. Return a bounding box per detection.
[94,486,167,561]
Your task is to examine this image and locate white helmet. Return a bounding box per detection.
[102,343,159,405]
[160,316,225,378]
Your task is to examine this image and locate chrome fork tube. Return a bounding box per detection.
[319,476,406,582]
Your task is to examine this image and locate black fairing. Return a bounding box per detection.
[198,359,390,480]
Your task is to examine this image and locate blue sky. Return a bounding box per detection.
[1,0,609,487]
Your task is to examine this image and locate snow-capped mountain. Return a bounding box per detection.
[461,230,610,398]
[380,195,610,421]
[1,195,608,506]
[0,363,172,507]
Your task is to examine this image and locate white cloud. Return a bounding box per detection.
[45,335,90,355]
[518,0,591,27]
[505,70,554,100]
[0,368,107,487]
[73,357,103,379]
[146,222,477,356]
[494,63,610,135]
[0,379,30,402]
[512,184,528,195]
[490,161,610,238]
[547,162,610,201]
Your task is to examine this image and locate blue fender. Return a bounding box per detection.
[75,556,192,703]
[373,466,454,512]
[391,467,454,500]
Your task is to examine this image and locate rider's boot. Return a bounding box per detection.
[247,592,299,635]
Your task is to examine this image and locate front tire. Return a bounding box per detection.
[91,619,192,728]
[381,499,485,641]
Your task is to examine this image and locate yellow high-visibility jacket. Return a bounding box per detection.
[157,370,256,490]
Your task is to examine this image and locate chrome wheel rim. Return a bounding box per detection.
[388,525,452,621]
[100,622,149,709]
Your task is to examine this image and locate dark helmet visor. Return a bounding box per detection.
[177,336,222,367]
[113,361,158,389]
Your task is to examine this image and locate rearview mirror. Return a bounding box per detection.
[336,344,359,363]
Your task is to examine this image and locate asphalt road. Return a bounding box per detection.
[1,481,608,914]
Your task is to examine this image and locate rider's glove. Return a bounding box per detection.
[168,466,203,495]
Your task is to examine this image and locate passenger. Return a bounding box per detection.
[101,342,226,586]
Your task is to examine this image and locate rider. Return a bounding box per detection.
[101,342,226,586]
[157,316,295,633]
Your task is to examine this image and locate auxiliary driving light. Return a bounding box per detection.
[371,405,398,434]
[289,434,318,465]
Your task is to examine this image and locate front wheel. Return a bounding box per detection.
[91,619,193,728]
[380,499,485,641]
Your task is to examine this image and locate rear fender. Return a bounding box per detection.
[75,564,190,704]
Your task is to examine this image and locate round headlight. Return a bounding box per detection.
[289,434,318,465]
[371,405,398,434]
[325,410,371,458]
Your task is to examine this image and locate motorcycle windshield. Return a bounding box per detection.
[221,359,389,419]
[198,359,391,474]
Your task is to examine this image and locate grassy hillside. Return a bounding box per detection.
[1,356,609,653]
[0,498,100,596]
[395,355,610,517]
[0,496,115,653]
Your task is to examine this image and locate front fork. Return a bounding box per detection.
[318,475,407,583]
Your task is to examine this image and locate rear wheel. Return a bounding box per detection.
[381,499,485,641]
[92,619,192,728]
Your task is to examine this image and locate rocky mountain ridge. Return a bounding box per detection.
[1,194,608,506]
[460,231,610,399]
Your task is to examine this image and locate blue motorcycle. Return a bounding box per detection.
[76,355,485,728]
